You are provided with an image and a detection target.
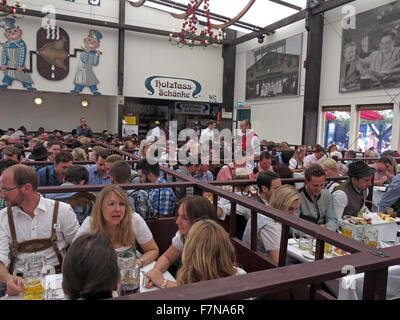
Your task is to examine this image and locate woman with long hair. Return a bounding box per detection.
[288,146,306,173]
[242,184,300,264]
[148,219,245,288]
[74,185,159,268]
[145,195,218,289]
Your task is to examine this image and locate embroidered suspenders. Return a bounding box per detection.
[7,201,63,273]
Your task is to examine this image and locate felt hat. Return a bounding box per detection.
[347,160,376,178]
[29,144,51,160]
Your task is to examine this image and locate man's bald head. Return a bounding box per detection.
[4,164,39,191]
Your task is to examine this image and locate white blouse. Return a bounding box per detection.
[74,212,154,249]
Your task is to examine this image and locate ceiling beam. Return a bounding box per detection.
[146,0,264,31]
[232,0,357,46]
[267,0,303,11]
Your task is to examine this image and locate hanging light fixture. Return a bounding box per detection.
[168,0,226,48]
[0,1,25,18]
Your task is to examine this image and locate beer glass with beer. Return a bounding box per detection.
[117,251,140,296]
[293,231,313,251]
[14,255,46,300]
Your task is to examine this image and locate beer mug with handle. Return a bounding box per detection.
[13,254,46,300]
[117,251,140,296]
[293,231,313,251]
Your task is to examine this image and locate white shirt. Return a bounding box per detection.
[246,130,260,156]
[331,188,369,220]
[303,153,327,167]
[74,213,153,248]
[289,158,303,170]
[0,195,80,271]
[199,127,215,144]
[171,231,184,251]
[260,221,282,252]
[217,193,253,221]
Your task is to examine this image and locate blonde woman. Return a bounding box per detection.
[139,140,153,158]
[74,185,159,268]
[242,184,300,264]
[147,219,245,289]
[78,136,91,150]
[71,147,88,161]
[321,158,343,192]
[288,146,306,173]
[145,196,219,289]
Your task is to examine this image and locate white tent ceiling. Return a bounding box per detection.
[140,0,307,33]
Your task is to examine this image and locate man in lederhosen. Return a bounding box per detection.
[0,165,79,296]
[70,29,102,95]
[0,18,36,91]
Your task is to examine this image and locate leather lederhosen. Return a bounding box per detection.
[7,201,63,273]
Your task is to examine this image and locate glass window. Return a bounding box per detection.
[323,111,351,150]
[358,109,393,154]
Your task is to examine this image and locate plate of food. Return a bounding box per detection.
[333,247,350,257]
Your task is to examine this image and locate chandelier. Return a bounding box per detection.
[0,0,26,17]
[168,0,226,48]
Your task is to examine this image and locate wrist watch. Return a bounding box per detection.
[160,278,168,289]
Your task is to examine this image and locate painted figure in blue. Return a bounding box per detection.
[71,29,102,95]
[0,18,36,90]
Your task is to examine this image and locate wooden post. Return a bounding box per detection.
[222,29,237,113]
[118,0,125,137]
[302,1,324,146]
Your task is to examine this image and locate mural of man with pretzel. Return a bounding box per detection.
[70,29,102,95]
[0,17,36,90]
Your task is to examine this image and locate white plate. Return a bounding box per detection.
[302,251,334,260]
[302,251,314,260]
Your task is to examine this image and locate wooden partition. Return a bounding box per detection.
[33,142,400,300]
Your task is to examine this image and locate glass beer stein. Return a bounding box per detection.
[14,255,46,300]
[117,251,140,296]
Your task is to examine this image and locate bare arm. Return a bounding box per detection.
[137,239,159,267]
[146,244,182,288]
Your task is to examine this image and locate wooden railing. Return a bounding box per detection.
[29,141,400,300]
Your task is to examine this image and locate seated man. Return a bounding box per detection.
[369,156,396,186]
[217,169,254,221]
[136,158,176,217]
[254,151,274,177]
[109,160,155,219]
[193,158,214,182]
[0,159,18,210]
[86,149,110,185]
[2,146,22,163]
[104,154,123,177]
[303,144,327,168]
[46,140,62,162]
[332,161,375,219]
[45,165,92,225]
[166,158,200,201]
[37,151,73,186]
[0,165,80,296]
[378,173,400,214]
[298,164,337,230]
[252,170,281,206]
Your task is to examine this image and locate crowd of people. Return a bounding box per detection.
[0,117,400,300]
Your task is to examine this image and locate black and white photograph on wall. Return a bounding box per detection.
[245,33,302,100]
[340,1,400,92]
